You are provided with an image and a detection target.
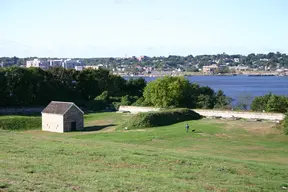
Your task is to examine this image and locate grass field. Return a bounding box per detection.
[1,112,288,192]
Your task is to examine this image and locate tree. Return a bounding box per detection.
[107,75,126,97]
[143,76,191,108]
[196,94,212,109]
[251,93,288,113]
[143,76,227,109]
[0,69,8,106]
[266,95,288,113]
[120,95,132,106]
[214,90,232,109]
[0,67,131,108]
[251,93,272,112]
[125,78,146,97]
[74,68,109,100]
[283,113,288,135]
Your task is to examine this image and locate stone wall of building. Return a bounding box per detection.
[63,105,84,132]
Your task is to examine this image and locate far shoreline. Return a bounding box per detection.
[119,72,286,78]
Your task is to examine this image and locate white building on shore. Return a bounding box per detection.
[26,59,49,69]
[63,59,82,69]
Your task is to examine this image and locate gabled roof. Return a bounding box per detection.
[42,101,84,115]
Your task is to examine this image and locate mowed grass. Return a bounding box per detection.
[1,113,288,192]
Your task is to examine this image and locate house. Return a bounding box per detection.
[229,65,249,72]
[0,57,18,67]
[233,58,240,63]
[42,101,84,133]
[75,66,84,71]
[26,59,50,69]
[49,59,63,67]
[202,64,218,74]
[63,59,82,69]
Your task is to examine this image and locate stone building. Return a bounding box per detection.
[42,101,84,133]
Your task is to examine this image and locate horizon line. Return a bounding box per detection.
[1,51,287,59]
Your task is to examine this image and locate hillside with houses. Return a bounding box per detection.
[1,52,288,76]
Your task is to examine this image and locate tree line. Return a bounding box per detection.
[1,67,287,113]
[0,67,145,108]
[0,67,231,110]
[251,93,288,113]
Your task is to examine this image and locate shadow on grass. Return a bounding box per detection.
[81,124,117,132]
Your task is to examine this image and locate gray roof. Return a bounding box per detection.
[42,101,84,115]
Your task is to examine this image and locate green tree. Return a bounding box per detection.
[125,78,146,97]
[143,76,191,108]
[266,95,288,113]
[214,90,232,109]
[95,91,109,101]
[120,95,132,106]
[74,68,109,100]
[196,94,212,109]
[107,75,126,97]
[0,69,8,106]
[283,113,288,135]
[251,93,272,112]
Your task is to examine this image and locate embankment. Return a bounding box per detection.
[118,106,284,121]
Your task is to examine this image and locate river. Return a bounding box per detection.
[126,75,288,106]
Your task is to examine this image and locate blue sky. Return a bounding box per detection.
[0,0,288,57]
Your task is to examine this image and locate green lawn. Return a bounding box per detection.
[1,112,288,192]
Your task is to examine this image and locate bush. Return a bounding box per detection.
[251,93,288,113]
[283,114,288,135]
[125,108,202,129]
[0,116,41,131]
[131,97,145,106]
[112,102,121,111]
[111,96,139,110]
[131,97,150,106]
[95,91,109,101]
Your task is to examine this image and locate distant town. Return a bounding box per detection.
[1,52,288,76]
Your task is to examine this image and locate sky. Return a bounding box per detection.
[0,0,288,57]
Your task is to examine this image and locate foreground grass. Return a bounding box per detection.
[0,113,288,192]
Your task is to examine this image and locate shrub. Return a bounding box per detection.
[120,95,132,106]
[251,93,288,113]
[125,108,202,129]
[112,102,121,111]
[0,116,41,131]
[131,97,150,106]
[283,113,288,135]
[132,97,144,106]
[95,91,109,101]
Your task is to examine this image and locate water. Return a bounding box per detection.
[126,75,288,106]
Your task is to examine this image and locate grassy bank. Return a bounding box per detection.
[0,116,41,131]
[0,112,288,192]
[123,108,202,130]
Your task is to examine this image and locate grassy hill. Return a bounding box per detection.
[0,112,288,192]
